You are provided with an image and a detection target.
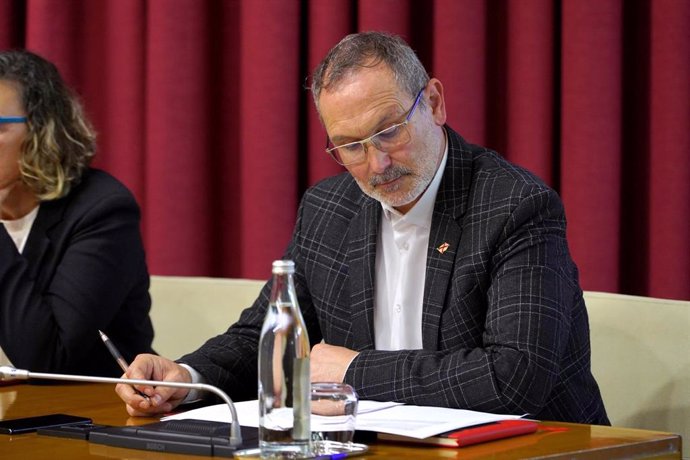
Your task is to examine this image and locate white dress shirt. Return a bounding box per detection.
[1,206,38,254]
[374,143,448,350]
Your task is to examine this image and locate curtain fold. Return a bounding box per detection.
[145,1,215,274]
[505,0,555,185]
[238,1,302,278]
[648,0,690,299]
[433,0,488,146]
[305,1,350,185]
[1,0,687,299]
[561,0,623,293]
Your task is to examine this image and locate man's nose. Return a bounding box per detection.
[365,143,391,173]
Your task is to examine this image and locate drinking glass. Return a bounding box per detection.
[310,382,358,447]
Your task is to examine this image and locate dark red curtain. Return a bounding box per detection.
[1,0,688,300]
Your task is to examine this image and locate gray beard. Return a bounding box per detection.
[356,163,435,209]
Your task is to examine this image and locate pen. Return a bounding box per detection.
[98,330,149,400]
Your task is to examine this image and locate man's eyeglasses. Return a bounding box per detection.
[0,116,27,124]
[325,88,425,166]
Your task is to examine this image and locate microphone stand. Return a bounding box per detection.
[0,365,242,447]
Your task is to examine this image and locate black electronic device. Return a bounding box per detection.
[88,419,258,457]
[0,413,92,434]
[38,423,110,440]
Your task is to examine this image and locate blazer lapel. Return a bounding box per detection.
[346,198,380,351]
[422,127,473,350]
[22,199,65,283]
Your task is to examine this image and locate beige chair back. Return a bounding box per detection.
[585,291,690,459]
[149,275,265,359]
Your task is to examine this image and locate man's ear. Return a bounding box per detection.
[426,78,447,126]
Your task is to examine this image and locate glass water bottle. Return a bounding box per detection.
[258,260,311,458]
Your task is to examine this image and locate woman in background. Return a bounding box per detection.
[0,50,154,376]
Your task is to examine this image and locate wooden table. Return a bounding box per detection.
[0,382,681,459]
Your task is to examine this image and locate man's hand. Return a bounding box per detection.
[310,343,359,383]
[114,353,192,416]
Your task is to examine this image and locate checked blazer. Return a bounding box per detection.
[181,126,609,425]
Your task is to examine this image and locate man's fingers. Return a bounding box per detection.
[124,402,172,416]
[115,354,191,416]
[119,384,174,416]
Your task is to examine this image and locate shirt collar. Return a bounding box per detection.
[381,130,449,229]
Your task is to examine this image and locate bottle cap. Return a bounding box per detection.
[272,260,295,274]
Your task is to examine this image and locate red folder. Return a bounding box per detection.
[378,419,539,447]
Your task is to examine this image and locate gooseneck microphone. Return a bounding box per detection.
[0,365,243,447]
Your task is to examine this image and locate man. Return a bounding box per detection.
[117,32,609,425]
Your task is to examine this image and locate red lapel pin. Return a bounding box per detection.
[436,242,450,254]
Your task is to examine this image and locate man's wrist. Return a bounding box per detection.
[342,352,359,383]
[178,363,206,403]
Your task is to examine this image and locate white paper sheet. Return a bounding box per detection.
[162,400,521,439]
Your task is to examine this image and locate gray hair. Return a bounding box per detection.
[310,31,429,113]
